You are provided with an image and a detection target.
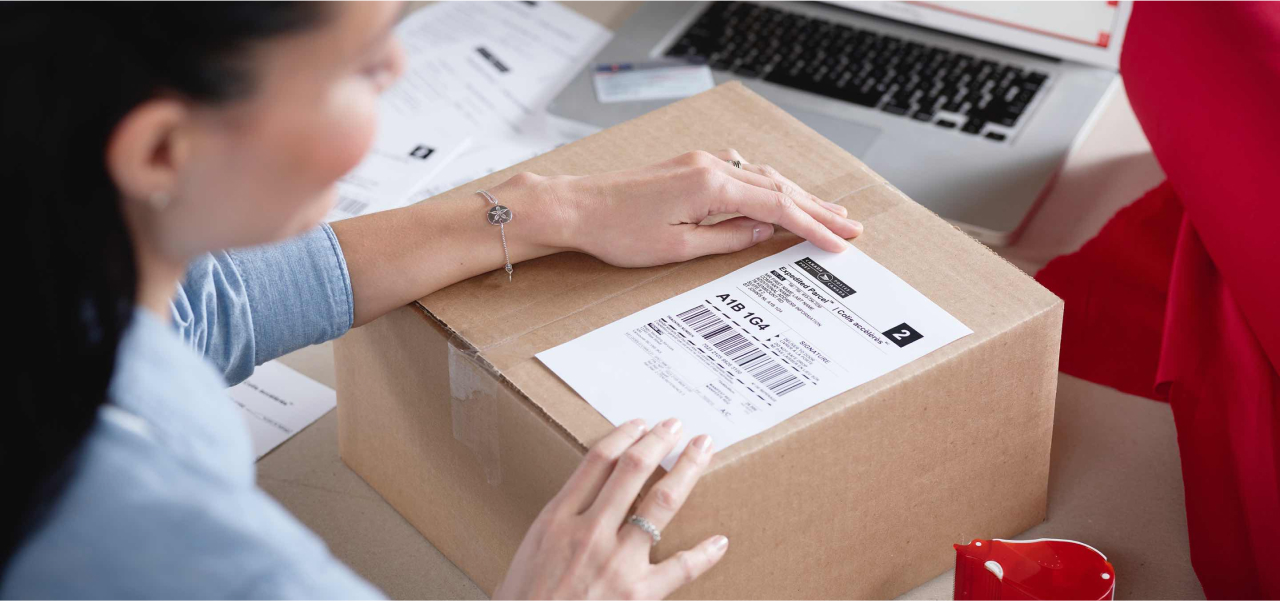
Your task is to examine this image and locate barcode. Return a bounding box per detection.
[676,305,805,397]
[334,196,370,216]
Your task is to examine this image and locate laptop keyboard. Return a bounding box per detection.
[664,1,1050,142]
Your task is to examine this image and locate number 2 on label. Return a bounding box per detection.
[881,322,922,348]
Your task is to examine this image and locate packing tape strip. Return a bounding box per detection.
[447,335,503,486]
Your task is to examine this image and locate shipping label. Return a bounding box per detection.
[536,241,972,467]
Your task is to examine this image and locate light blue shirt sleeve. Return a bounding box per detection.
[172,223,355,385]
[1,225,385,599]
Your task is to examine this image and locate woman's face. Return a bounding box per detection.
[153,2,406,255]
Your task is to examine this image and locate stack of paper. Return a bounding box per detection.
[326,2,611,222]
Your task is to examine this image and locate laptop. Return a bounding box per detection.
[548,1,1133,245]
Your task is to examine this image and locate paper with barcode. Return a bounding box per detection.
[536,241,972,468]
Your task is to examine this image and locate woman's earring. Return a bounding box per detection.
[148,191,172,211]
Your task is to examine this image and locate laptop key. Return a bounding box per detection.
[936,119,957,129]
[961,119,986,134]
[985,131,1008,141]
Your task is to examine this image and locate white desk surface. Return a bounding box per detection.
[264,3,1202,598]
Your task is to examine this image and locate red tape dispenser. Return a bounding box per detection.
[953,538,1115,600]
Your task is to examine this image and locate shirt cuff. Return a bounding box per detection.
[227,223,355,366]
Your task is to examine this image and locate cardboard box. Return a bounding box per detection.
[334,82,1063,599]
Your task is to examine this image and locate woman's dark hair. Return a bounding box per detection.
[3,2,327,571]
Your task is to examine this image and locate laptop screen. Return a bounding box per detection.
[914,2,1121,48]
[830,1,1133,70]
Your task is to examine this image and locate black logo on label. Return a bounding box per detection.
[409,145,435,160]
[882,323,922,348]
[794,257,855,298]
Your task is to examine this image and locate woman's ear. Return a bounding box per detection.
[104,97,192,209]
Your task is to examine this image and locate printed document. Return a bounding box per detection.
[227,361,337,460]
[400,2,612,201]
[327,3,609,220]
[335,1,611,211]
[537,242,972,467]
[326,111,471,222]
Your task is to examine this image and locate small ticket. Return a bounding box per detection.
[592,61,716,104]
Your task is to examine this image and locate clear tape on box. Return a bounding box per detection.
[448,334,504,486]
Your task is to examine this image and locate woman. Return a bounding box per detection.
[3,3,862,598]
[1035,3,1279,597]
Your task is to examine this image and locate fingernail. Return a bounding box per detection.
[692,434,714,452]
[847,219,864,235]
[711,535,729,553]
[625,418,646,434]
[752,224,774,243]
[822,200,848,217]
[660,417,683,436]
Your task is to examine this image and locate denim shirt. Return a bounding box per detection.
[2,225,383,599]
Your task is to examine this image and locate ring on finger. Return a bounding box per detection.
[627,514,662,546]
[728,159,742,169]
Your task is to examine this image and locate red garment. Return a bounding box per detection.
[1034,3,1280,598]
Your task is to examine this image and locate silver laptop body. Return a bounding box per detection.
[549,1,1130,245]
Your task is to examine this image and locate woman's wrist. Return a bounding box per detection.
[485,171,585,262]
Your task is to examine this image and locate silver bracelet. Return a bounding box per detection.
[476,189,513,281]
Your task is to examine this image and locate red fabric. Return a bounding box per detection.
[1033,3,1280,598]
[1036,182,1182,401]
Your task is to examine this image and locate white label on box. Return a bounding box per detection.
[592,62,715,104]
[537,241,973,467]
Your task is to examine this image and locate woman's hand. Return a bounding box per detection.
[512,149,863,268]
[494,419,724,600]
[491,153,830,596]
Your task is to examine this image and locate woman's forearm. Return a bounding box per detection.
[331,172,574,328]
[331,150,863,329]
